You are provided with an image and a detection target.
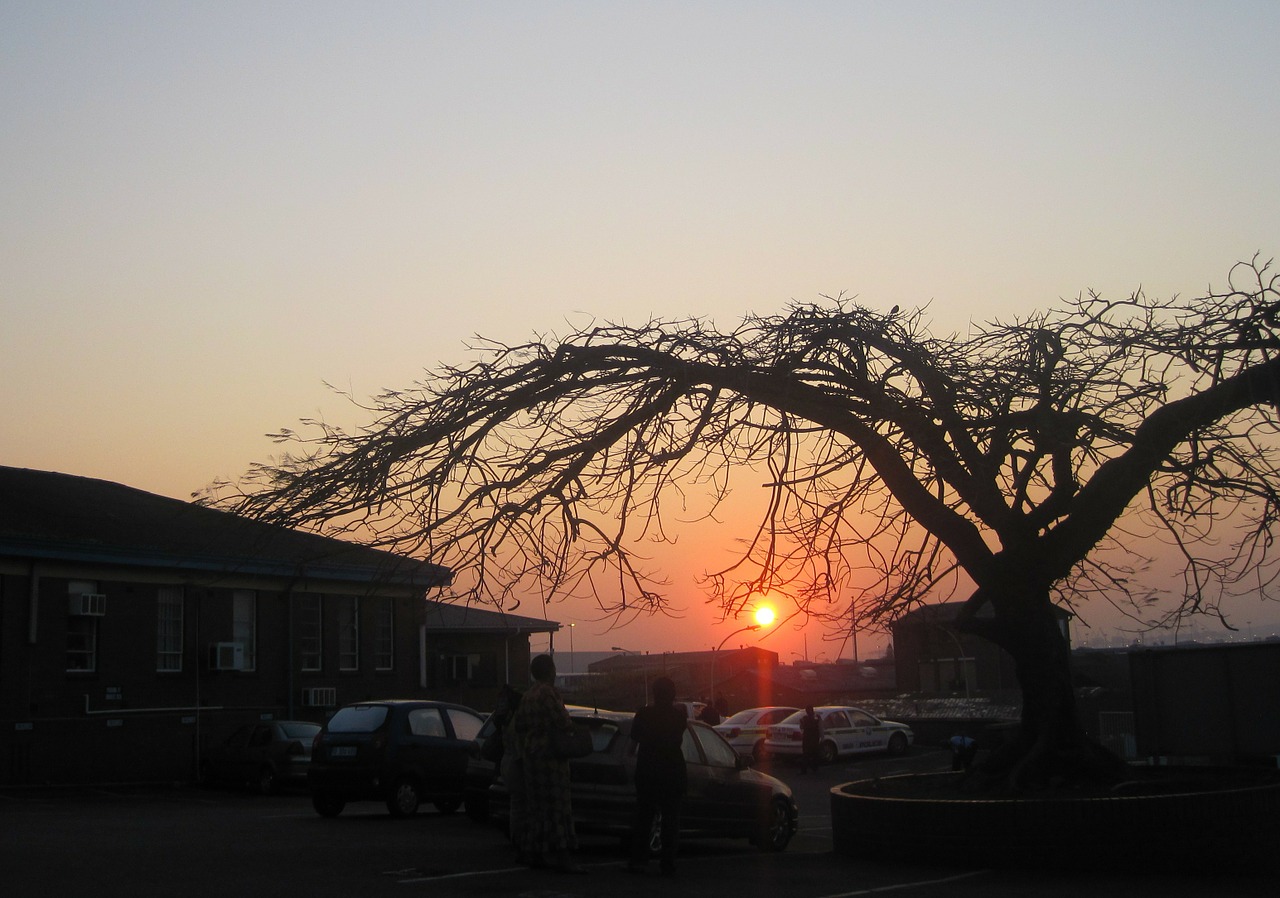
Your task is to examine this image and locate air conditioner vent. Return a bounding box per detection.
[209,642,246,671]
[69,593,107,616]
[301,687,337,708]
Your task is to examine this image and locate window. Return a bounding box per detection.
[444,708,485,741]
[66,579,98,672]
[407,707,446,737]
[693,725,739,769]
[232,590,256,670]
[373,598,394,670]
[825,711,852,729]
[444,653,480,682]
[681,727,700,764]
[299,595,322,671]
[326,704,386,733]
[156,586,183,672]
[337,596,359,671]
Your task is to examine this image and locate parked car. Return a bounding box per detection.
[201,720,321,794]
[488,708,798,852]
[764,706,913,764]
[464,703,599,823]
[714,706,800,762]
[308,699,486,817]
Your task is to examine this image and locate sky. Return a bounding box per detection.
[4,1,1280,659]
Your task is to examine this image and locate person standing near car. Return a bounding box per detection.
[799,706,821,773]
[510,654,583,874]
[484,684,525,852]
[628,676,688,876]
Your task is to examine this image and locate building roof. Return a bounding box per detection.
[422,600,559,635]
[892,600,1071,627]
[0,466,450,590]
[588,645,777,673]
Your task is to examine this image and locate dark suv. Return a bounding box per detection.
[308,700,486,817]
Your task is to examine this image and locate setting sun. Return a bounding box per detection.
[754,606,775,627]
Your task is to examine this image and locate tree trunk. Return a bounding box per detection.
[955,579,1127,790]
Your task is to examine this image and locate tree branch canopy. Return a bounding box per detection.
[216,257,1280,638]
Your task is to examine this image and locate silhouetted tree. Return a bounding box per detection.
[222,257,1280,788]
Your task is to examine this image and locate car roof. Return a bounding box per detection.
[742,705,799,714]
[335,699,480,711]
[567,706,633,722]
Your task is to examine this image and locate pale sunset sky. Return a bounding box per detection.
[4,1,1279,658]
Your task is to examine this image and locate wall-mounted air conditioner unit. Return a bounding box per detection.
[301,687,337,708]
[69,593,107,616]
[210,642,246,671]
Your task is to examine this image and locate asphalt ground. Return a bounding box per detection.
[0,748,1272,898]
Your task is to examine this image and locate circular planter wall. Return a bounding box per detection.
[831,770,1280,872]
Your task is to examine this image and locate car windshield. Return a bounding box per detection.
[720,710,760,726]
[581,719,623,752]
[777,710,807,726]
[279,722,321,739]
[326,705,389,733]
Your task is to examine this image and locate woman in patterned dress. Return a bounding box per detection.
[511,653,583,873]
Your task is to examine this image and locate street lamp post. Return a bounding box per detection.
[568,623,576,675]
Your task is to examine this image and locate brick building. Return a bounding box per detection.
[0,466,557,785]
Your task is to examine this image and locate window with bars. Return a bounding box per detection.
[337,596,359,671]
[232,589,256,671]
[156,586,184,671]
[299,595,322,671]
[374,598,394,670]
[66,579,98,672]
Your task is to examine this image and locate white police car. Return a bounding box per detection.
[764,706,913,764]
[713,706,800,762]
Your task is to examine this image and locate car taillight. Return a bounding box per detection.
[726,727,741,738]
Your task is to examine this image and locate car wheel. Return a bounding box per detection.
[819,740,838,764]
[386,777,421,817]
[754,796,795,852]
[256,766,277,796]
[312,792,345,817]
[433,796,462,815]
[887,732,909,756]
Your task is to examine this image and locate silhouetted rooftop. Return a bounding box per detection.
[0,466,450,589]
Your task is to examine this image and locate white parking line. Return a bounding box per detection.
[815,870,988,897]
[394,861,622,884]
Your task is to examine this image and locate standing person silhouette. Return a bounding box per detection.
[799,706,821,773]
[628,676,688,876]
[511,654,583,873]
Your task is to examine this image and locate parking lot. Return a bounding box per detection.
[1,749,1272,898]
